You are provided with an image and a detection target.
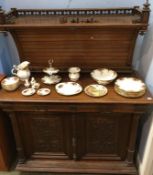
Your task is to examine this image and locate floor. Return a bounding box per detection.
[0,172,122,175]
[0,172,49,175]
[0,172,98,175]
[0,172,87,175]
[0,172,96,175]
[0,174,109,175]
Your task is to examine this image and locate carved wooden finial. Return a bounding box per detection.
[10,8,18,17]
[143,0,150,11]
[0,6,5,24]
[140,0,150,33]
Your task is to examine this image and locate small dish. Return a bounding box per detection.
[91,68,117,85]
[22,88,36,96]
[114,77,146,98]
[55,82,82,96]
[37,88,51,96]
[41,75,62,85]
[84,84,108,97]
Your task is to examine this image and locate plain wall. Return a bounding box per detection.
[137,1,153,175]
[138,8,153,94]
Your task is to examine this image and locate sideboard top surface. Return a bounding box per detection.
[0,74,152,105]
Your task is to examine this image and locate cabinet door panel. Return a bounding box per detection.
[17,112,73,160]
[76,113,131,160]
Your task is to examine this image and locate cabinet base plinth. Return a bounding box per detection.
[16,159,137,174]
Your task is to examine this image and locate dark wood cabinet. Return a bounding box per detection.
[1,97,152,174]
[75,113,132,161]
[16,112,73,160]
[12,111,133,163]
[0,111,15,170]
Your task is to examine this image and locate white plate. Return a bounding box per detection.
[22,88,36,96]
[115,77,146,92]
[55,82,82,96]
[84,84,108,97]
[41,75,62,85]
[37,88,51,96]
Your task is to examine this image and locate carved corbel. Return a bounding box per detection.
[142,0,150,24]
[0,6,5,24]
[139,0,150,35]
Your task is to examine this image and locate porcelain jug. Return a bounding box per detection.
[11,61,31,81]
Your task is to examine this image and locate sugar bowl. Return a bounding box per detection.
[68,67,81,81]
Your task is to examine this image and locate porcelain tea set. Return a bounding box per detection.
[0,59,146,98]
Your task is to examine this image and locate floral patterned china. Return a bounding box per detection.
[84,84,108,97]
[114,77,146,98]
[37,88,51,96]
[91,68,117,85]
[21,88,36,96]
[1,76,20,91]
[55,82,82,96]
[41,75,62,85]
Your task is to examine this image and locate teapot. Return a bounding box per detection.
[11,61,31,81]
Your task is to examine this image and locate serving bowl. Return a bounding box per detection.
[1,76,20,91]
[91,68,117,85]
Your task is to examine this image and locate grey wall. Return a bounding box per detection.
[137,2,153,175]
[138,8,153,94]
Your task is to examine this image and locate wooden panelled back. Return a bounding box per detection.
[12,27,138,72]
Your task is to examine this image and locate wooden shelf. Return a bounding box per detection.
[0,6,149,29]
[0,74,152,106]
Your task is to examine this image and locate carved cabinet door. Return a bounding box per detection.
[75,112,132,161]
[16,112,73,160]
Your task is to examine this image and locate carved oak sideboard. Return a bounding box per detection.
[0,75,153,174]
[0,2,153,174]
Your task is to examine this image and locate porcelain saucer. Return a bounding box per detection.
[37,88,51,96]
[22,88,36,96]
